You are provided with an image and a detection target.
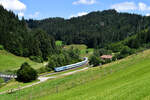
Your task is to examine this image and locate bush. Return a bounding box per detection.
[37,67,49,74]
[48,58,57,70]
[103,59,112,64]
[0,45,4,50]
[47,49,81,70]
[17,62,38,83]
[89,55,102,67]
[0,78,4,85]
[107,43,124,52]
[115,46,136,59]
[29,56,43,63]
[112,55,118,61]
[120,46,131,55]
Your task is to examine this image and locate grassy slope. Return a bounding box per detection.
[0,50,44,72]
[55,41,63,46]
[0,79,39,93]
[55,41,94,57]
[64,44,94,57]
[1,50,150,100]
[36,50,150,100]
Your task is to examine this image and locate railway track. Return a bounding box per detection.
[0,57,89,95]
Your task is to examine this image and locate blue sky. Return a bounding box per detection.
[0,0,150,19]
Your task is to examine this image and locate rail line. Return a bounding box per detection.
[0,57,89,95]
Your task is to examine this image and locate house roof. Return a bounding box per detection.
[101,55,112,59]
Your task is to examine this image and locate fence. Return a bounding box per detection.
[0,73,17,78]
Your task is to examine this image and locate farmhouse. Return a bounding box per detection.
[101,55,112,60]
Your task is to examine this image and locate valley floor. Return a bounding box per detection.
[1,50,150,100]
[0,50,44,72]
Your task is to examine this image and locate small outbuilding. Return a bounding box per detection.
[101,55,112,60]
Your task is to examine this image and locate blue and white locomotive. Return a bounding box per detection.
[54,57,88,72]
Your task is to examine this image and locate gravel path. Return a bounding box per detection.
[0,67,88,95]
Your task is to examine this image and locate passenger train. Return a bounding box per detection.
[54,57,88,72]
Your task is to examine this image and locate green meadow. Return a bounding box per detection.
[55,41,94,57]
[55,41,63,46]
[0,50,44,72]
[1,49,150,100]
[64,44,94,57]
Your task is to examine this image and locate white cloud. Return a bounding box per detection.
[111,2,150,12]
[138,2,147,11]
[0,0,26,11]
[28,12,40,18]
[111,2,137,11]
[73,0,96,5]
[18,12,24,17]
[70,12,88,18]
[138,2,150,11]
[146,13,150,16]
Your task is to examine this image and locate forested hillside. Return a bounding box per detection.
[0,5,56,61]
[0,5,81,73]
[89,28,150,66]
[27,10,150,48]
[106,28,150,54]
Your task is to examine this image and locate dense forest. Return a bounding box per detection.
[88,28,150,67]
[107,28,150,55]
[1,5,150,69]
[0,5,81,70]
[0,5,56,61]
[27,10,150,48]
